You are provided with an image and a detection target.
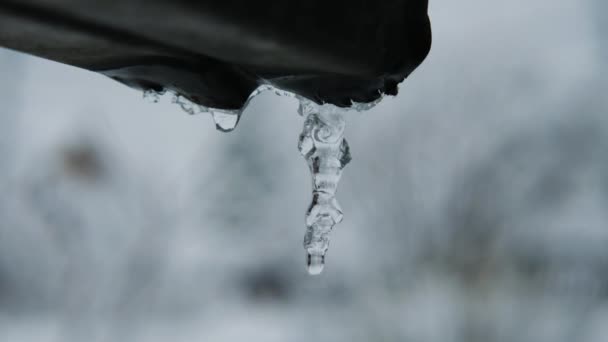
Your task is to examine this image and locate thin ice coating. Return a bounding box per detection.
[149,84,382,134]
[154,85,294,132]
[298,100,351,275]
[172,94,203,115]
[143,89,164,103]
[146,90,243,131]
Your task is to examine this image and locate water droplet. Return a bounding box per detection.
[306,252,325,275]
[199,84,293,133]
[211,111,240,132]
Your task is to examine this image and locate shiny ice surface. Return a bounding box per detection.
[0,0,607,341]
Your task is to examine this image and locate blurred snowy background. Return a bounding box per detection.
[0,0,607,341]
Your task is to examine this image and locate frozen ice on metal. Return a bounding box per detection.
[171,94,202,115]
[350,92,384,112]
[144,85,385,275]
[142,89,164,103]
[163,85,295,132]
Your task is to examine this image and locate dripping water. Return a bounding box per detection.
[143,85,382,274]
[211,112,240,132]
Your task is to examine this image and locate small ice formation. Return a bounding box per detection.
[144,85,381,274]
[142,88,164,103]
[297,98,351,275]
[143,86,298,132]
[210,112,240,132]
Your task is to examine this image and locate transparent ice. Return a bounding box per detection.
[142,88,164,103]
[297,98,351,274]
[171,93,201,115]
[144,84,381,274]
[210,111,240,132]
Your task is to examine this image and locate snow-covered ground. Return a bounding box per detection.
[0,0,607,341]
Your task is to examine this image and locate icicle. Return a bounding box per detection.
[142,85,386,275]
[297,99,351,275]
